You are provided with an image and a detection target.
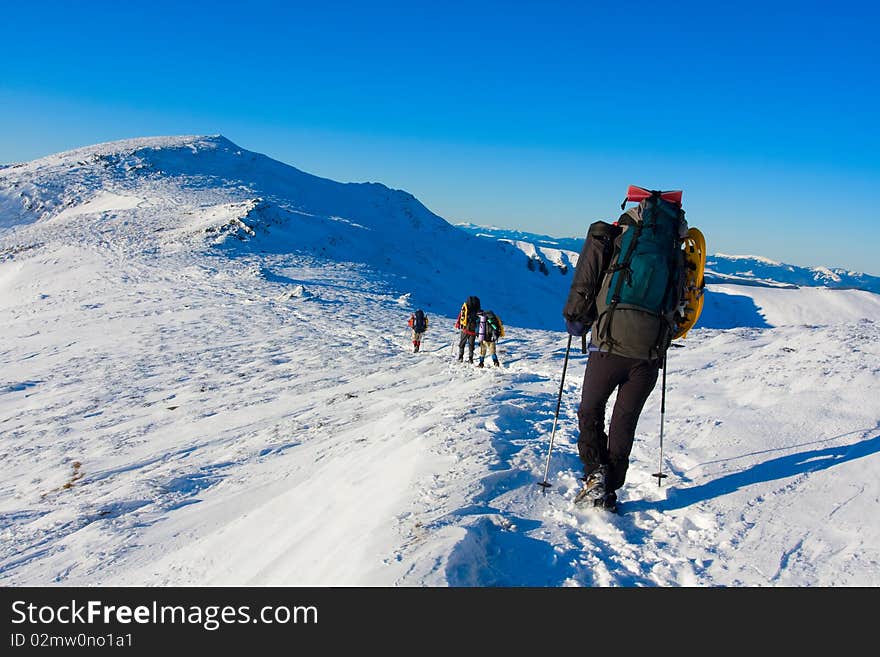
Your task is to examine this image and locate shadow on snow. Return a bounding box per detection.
[627,434,880,513]
[697,288,773,330]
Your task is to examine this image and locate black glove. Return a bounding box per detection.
[565,319,586,337]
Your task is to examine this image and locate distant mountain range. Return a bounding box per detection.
[455,223,880,295]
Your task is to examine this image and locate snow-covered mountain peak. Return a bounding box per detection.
[0,133,444,234]
[5,134,232,170]
[0,136,577,329]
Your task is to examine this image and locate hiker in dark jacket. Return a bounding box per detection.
[563,202,687,511]
[408,309,429,352]
[454,296,481,363]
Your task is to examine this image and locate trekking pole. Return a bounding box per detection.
[652,353,669,486]
[538,334,573,491]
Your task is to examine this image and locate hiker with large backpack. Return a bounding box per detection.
[475,310,505,368]
[408,309,429,353]
[562,186,690,512]
[454,295,481,363]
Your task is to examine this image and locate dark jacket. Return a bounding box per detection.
[454,298,480,335]
[563,220,620,328]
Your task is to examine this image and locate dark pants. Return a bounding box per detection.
[458,331,475,360]
[577,351,660,492]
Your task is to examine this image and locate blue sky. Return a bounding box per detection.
[1,0,878,274]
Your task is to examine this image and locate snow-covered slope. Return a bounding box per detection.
[1,136,878,587]
[0,135,569,331]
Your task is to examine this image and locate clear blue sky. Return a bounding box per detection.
[2,0,878,274]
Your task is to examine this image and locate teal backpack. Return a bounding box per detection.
[595,187,686,356]
[605,192,683,314]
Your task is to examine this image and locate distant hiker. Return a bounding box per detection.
[562,186,688,512]
[475,310,504,368]
[408,309,429,352]
[454,295,481,363]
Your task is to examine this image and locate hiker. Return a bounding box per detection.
[407,309,429,352]
[562,187,688,512]
[475,310,504,368]
[454,295,481,363]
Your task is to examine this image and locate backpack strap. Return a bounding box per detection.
[597,221,643,352]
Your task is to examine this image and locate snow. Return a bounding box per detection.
[812,265,842,283]
[49,190,145,222]
[1,135,879,587]
[707,283,880,327]
[714,252,782,265]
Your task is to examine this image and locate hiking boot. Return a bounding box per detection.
[493,358,500,367]
[574,465,608,507]
[457,355,463,362]
[596,491,618,513]
[477,361,484,368]
[468,357,474,364]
